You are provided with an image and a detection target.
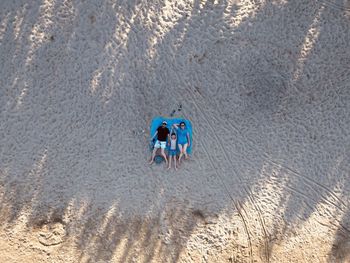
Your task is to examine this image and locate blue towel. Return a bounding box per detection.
[150,116,193,154]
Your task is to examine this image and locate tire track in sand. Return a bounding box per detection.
[199,139,254,263]
[168,96,255,262]
[185,84,350,260]
[183,86,270,263]
[186,84,350,257]
[319,0,350,11]
[241,38,349,211]
[186,84,347,213]
[159,54,268,261]
[158,64,255,262]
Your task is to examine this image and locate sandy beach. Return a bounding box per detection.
[0,0,349,262]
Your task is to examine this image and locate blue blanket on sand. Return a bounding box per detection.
[150,116,193,154]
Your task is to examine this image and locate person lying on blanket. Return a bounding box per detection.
[173,121,190,164]
[149,121,170,165]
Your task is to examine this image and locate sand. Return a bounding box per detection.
[0,0,349,262]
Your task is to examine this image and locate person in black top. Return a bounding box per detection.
[149,121,170,165]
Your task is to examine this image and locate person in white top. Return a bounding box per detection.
[167,131,178,170]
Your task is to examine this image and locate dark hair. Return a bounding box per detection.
[180,121,185,126]
[171,133,176,136]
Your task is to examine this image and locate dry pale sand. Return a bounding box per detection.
[0,0,350,262]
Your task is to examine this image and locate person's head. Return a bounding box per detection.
[161,121,167,127]
[180,121,186,129]
[171,133,176,139]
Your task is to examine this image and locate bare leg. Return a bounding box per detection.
[178,144,184,164]
[183,143,189,159]
[160,148,168,165]
[149,147,158,164]
[167,155,171,170]
[174,155,177,170]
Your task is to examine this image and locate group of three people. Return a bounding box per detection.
[149,121,190,170]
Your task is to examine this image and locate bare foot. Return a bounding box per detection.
[175,167,178,171]
[167,166,171,170]
[149,160,154,165]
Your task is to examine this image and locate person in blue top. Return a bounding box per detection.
[173,121,190,164]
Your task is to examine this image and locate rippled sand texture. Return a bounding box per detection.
[0,0,349,262]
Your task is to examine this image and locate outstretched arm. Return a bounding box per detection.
[150,131,158,141]
[172,123,179,130]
